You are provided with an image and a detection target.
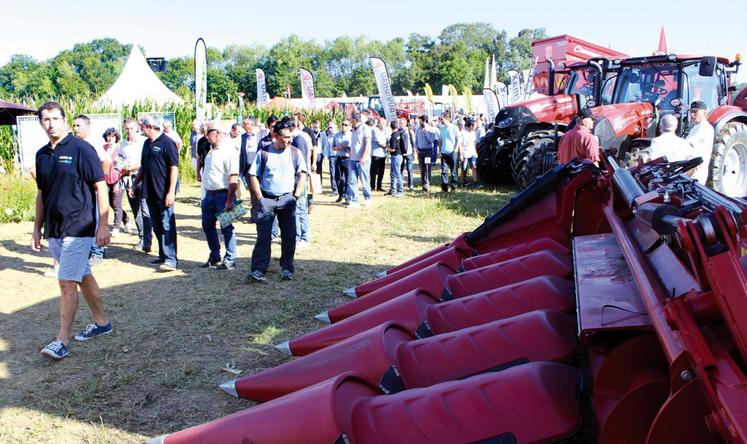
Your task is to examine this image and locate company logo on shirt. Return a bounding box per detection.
[57,155,73,165]
[151,146,162,153]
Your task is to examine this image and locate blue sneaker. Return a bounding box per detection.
[41,340,69,360]
[74,322,113,341]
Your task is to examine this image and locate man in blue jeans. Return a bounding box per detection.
[200,122,240,270]
[346,111,373,208]
[439,112,460,192]
[131,115,179,271]
[387,120,406,197]
[248,119,307,282]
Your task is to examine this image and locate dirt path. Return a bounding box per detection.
[0,181,501,443]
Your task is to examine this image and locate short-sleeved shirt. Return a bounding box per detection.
[35,134,104,239]
[686,121,715,184]
[461,129,477,158]
[557,126,600,164]
[203,142,240,191]
[250,145,307,196]
[333,131,351,157]
[140,133,179,201]
[350,123,372,161]
[120,136,144,174]
[439,123,459,154]
[293,132,311,159]
[372,127,389,157]
[649,132,692,163]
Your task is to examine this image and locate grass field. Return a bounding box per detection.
[0,176,514,443]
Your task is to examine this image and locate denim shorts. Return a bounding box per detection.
[461,156,478,170]
[48,237,94,283]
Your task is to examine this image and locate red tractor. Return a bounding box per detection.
[477,57,619,186]
[524,54,747,197]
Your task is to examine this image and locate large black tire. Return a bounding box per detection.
[516,140,558,189]
[710,122,747,197]
[512,130,561,189]
[476,131,512,184]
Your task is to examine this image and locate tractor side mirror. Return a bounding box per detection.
[729,85,738,93]
[699,57,716,77]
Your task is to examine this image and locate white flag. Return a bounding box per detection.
[194,38,207,125]
[256,69,268,107]
[495,82,508,108]
[483,88,500,124]
[507,70,522,104]
[299,68,316,109]
[483,57,490,89]
[370,57,397,122]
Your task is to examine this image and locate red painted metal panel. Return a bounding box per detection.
[289,290,437,356]
[352,245,472,297]
[446,250,573,299]
[345,362,581,444]
[462,237,570,271]
[234,323,412,401]
[397,310,578,388]
[329,263,455,322]
[574,233,651,333]
[426,276,575,334]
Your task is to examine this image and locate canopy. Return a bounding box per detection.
[0,100,35,125]
[94,45,184,108]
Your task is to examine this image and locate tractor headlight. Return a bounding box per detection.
[497,116,514,128]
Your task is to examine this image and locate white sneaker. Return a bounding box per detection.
[348,201,360,209]
[111,228,121,237]
[297,240,310,248]
[363,199,372,207]
[44,266,58,278]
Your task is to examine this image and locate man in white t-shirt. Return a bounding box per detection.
[200,122,240,270]
[460,120,480,188]
[649,114,692,163]
[346,111,373,208]
[685,101,715,185]
[119,117,151,253]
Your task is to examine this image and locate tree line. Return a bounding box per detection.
[0,24,545,105]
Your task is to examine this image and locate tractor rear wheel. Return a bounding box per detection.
[710,122,747,197]
[512,130,561,189]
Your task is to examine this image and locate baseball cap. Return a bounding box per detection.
[690,100,707,111]
[579,108,594,119]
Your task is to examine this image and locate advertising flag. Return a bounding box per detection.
[194,38,207,126]
[370,57,397,122]
[483,88,500,123]
[507,69,522,104]
[256,69,268,107]
[299,68,316,109]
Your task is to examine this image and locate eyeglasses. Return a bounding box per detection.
[342,123,350,126]
[206,128,220,134]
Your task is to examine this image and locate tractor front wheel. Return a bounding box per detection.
[710,122,747,197]
[513,131,561,189]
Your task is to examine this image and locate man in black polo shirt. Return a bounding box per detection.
[32,102,113,360]
[131,115,179,271]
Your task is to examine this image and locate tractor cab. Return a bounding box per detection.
[613,55,738,136]
[563,58,619,107]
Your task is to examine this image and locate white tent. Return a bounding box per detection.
[94,45,184,108]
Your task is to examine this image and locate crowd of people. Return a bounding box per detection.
[31,101,496,359]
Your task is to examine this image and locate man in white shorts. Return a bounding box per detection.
[33,102,113,360]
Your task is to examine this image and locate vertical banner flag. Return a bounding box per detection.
[507,70,522,104]
[424,83,435,104]
[370,57,397,122]
[495,82,508,109]
[483,88,500,124]
[490,55,498,92]
[463,87,473,114]
[299,68,316,109]
[483,57,490,89]
[524,57,538,99]
[256,69,268,107]
[194,38,207,126]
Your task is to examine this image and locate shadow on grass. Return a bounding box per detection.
[0,256,392,440]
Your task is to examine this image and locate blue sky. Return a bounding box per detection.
[1,0,745,82]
